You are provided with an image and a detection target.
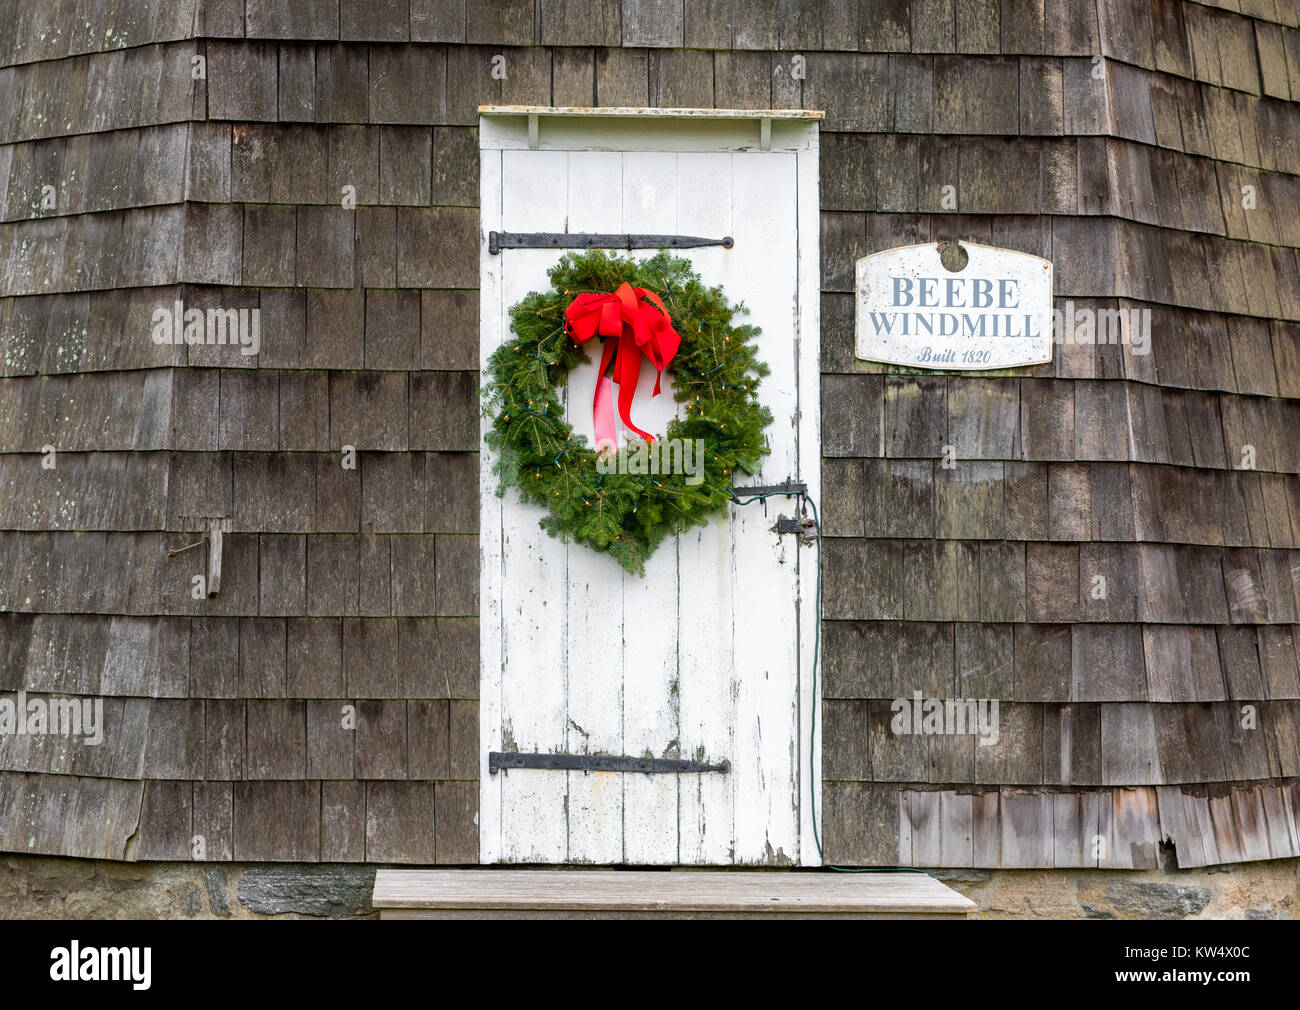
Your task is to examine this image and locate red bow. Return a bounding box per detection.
[564,282,681,444]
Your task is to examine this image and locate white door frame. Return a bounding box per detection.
[477,107,822,865]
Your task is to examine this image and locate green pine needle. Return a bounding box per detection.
[485,249,773,576]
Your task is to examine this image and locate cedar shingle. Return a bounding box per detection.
[379,126,432,205]
[234,781,320,860]
[193,782,234,861]
[239,617,289,696]
[980,540,1026,622]
[315,43,370,122]
[448,698,478,778]
[345,618,403,696]
[822,374,884,456]
[435,780,478,862]
[279,372,330,451]
[321,780,366,860]
[247,700,307,779]
[296,206,354,287]
[975,704,1043,785]
[330,371,409,450]
[1026,542,1078,622]
[289,618,345,696]
[355,699,409,778]
[358,533,394,617]
[819,211,867,291]
[890,53,934,131]
[802,54,890,131]
[365,781,435,862]
[956,622,1013,697]
[279,45,318,121]
[596,46,650,106]
[396,207,478,287]
[243,206,297,287]
[820,133,877,212]
[258,534,307,617]
[466,0,535,45]
[391,534,438,615]
[435,534,478,616]
[208,42,278,121]
[431,126,479,206]
[864,460,933,538]
[134,781,192,860]
[649,49,712,107]
[713,50,771,109]
[327,124,380,204]
[411,370,479,451]
[553,45,597,104]
[826,538,904,621]
[408,700,451,778]
[1100,705,1162,784]
[246,0,340,40]
[823,700,871,781]
[342,0,410,42]
[935,461,1003,538]
[820,458,866,537]
[425,453,479,535]
[370,43,447,124]
[420,289,478,369]
[364,289,420,370]
[411,0,467,42]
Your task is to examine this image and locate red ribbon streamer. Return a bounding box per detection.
[564,282,681,444]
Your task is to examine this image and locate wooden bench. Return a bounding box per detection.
[372,869,977,919]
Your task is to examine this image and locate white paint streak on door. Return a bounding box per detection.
[496,149,570,862]
[617,152,682,865]
[795,144,823,864]
[480,114,820,865]
[477,147,505,864]
[729,152,801,864]
[674,151,737,864]
[563,151,625,864]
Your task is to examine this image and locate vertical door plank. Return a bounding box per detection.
[497,149,571,862]
[794,140,823,864]
[674,152,739,864]
[563,151,627,864]
[729,151,802,864]
[618,151,683,865]
[478,145,505,863]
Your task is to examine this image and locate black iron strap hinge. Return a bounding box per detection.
[489,231,734,255]
[489,752,730,775]
[732,480,808,499]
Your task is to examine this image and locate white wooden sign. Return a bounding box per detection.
[855,241,1053,369]
[479,108,822,866]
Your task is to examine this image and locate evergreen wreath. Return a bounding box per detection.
[484,249,774,575]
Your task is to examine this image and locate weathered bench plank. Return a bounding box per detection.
[373,870,977,919]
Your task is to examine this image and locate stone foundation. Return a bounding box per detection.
[1,856,378,919]
[4,854,1297,919]
[934,854,1300,920]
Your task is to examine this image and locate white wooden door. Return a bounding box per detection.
[478,110,821,866]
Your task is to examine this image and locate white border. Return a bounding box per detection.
[853,240,1055,371]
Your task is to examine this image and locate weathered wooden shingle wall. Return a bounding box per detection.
[1,0,1298,868]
